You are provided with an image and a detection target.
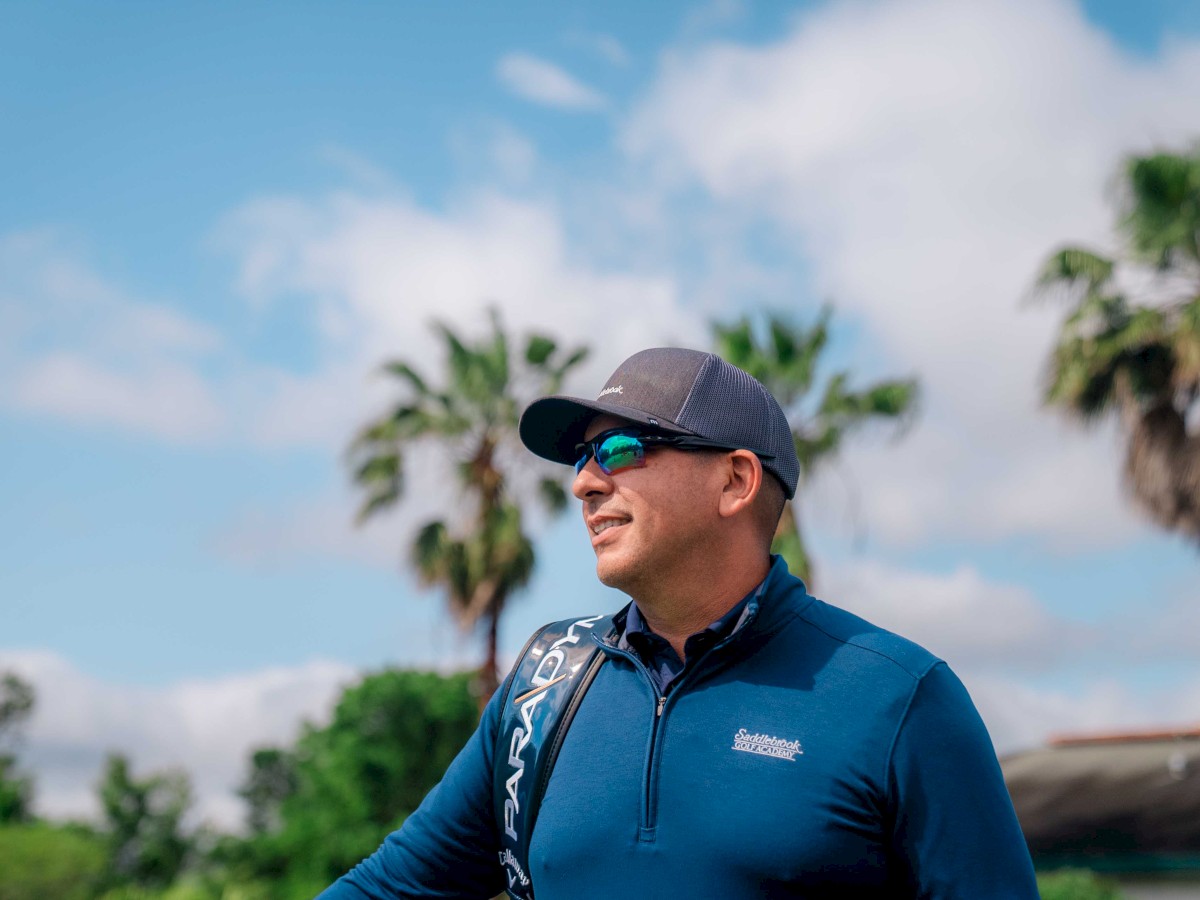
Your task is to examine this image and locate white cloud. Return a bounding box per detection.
[214,187,699,437]
[823,559,1092,672]
[623,0,1200,550]
[496,52,608,111]
[11,353,225,442]
[0,230,227,443]
[812,415,1147,551]
[0,650,357,829]
[972,674,1200,756]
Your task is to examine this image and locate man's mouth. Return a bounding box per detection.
[589,516,630,536]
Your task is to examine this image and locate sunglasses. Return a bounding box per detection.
[573,428,741,476]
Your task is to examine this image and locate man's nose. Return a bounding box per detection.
[572,460,612,500]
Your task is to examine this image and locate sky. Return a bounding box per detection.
[2,0,1200,830]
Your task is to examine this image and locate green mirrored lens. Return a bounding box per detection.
[595,433,644,474]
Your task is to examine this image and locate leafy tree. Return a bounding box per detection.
[238,748,297,837]
[98,754,192,890]
[1033,148,1200,545]
[349,310,587,696]
[0,674,33,735]
[230,670,478,897]
[713,309,919,586]
[0,673,34,823]
[0,759,30,827]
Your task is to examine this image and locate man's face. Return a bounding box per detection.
[571,414,724,597]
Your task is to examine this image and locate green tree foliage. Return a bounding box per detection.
[0,759,31,826]
[349,310,588,696]
[98,754,192,890]
[1037,868,1125,900]
[238,748,296,836]
[1033,148,1200,545]
[230,669,478,898]
[96,879,270,900]
[0,822,106,900]
[0,673,35,824]
[0,674,33,734]
[713,309,919,586]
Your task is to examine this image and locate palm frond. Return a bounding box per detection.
[537,477,569,514]
[1045,336,1119,421]
[1171,297,1200,386]
[349,450,403,524]
[1035,247,1115,294]
[525,334,556,366]
[381,360,432,398]
[712,317,758,376]
[1120,151,1200,269]
[411,520,452,584]
[544,345,588,394]
[354,489,401,525]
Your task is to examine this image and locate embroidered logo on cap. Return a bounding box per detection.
[598,385,623,398]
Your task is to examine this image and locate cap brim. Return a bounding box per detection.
[519,395,694,466]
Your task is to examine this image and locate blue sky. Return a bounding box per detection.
[3,0,1200,827]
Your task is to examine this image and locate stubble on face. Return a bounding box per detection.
[573,416,724,602]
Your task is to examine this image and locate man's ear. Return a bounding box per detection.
[717,450,763,520]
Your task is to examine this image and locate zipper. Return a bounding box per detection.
[593,603,760,841]
[594,640,665,840]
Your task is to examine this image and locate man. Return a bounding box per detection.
[319,347,1038,898]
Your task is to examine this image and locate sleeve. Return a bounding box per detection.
[885,662,1038,899]
[315,682,507,900]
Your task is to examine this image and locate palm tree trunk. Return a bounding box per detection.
[773,500,814,589]
[1125,402,1200,544]
[479,590,502,710]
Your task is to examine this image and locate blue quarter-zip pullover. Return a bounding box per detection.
[319,556,1037,899]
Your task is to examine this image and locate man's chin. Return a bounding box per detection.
[594,556,630,592]
[594,552,647,596]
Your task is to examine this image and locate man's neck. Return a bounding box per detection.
[630,554,770,661]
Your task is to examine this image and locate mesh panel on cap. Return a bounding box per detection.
[676,354,800,497]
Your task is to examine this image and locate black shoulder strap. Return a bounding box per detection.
[494,613,613,899]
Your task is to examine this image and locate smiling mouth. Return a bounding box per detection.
[590,518,629,536]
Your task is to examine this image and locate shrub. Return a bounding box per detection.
[0,823,106,900]
[1037,868,1125,900]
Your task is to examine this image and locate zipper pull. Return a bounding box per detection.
[656,695,666,717]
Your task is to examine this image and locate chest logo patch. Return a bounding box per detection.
[732,727,804,761]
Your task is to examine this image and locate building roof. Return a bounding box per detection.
[1002,729,1200,859]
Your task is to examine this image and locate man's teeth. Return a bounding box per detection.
[592,520,625,535]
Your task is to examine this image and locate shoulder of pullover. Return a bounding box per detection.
[793,595,943,682]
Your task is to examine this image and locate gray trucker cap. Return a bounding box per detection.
[519,347,799,498]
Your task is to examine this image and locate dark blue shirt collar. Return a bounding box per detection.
[618,578,766,696]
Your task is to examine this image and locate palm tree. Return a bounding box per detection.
[1033,148,1200,545]
[713,309,918,587]
[348,310,588,697]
